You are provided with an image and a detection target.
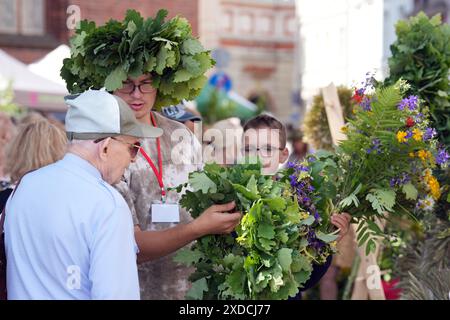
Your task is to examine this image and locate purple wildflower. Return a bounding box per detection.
[288,161,310,173]
[407,96,418,110]
[423,128,437,141]
[361,96,372,111]
[307,229,326,250]
[313,211,320,221]
[390,178,397,188]
[289,174,297,186]
[436,148,450,166]
[307,156,316,162]
[397,100,407,111]
[400,173,411,184]
[287,162,296,169]
[361,73,375,90]
[398,95,419,111]
[366,138,382,154]
[414,113,424,123]
[289,161,321,224]
[390,172,411,187]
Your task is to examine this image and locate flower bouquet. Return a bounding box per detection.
[312,79,448,254]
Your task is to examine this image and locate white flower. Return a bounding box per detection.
[417,195,435,211]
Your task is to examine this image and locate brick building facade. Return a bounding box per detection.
[1,0,296,121]
[199,0,297,123]
[0,0,199,63]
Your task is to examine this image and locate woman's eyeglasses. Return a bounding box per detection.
[94,137,141,158]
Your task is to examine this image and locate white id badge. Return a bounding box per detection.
[151,202,180,223]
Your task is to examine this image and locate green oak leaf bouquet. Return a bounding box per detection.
[173,161,338,300]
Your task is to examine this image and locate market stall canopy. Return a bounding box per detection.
[28,44,70,86]
[0,49,67,112]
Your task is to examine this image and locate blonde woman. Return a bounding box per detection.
[0,113,16,182]
[0,119,67,211]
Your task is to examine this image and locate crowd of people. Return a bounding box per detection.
[0,85,350,300]
[0,10,351,300]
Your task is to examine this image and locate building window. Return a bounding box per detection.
[0,0,18,33]
[222,11,233,33]
[284,15,296,36]
[256,15,274,35]
[238,13,253,34]
[0,0,45,35]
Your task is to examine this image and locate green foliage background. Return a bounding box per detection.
[303,86,357,151]
[383,12,450,147]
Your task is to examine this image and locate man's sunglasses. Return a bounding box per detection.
[94,137,141,158]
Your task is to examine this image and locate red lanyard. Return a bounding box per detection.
[139,112,166,202]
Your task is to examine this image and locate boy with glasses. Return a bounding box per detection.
[242,114,290,176]
[242,114,351,241]
[242,115,351,298]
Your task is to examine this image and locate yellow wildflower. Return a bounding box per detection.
[423,170,441,200]
[417,150,430,161]
[412,128,423,141]
[299,211,310,220]
[409,152,415,158]
[396,131,408,143]
[427,176,441,200]
[341,126,348,133]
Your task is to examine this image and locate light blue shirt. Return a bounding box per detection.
[5,153,140,300]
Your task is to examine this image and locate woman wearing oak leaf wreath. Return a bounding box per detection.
[61,10,242,300]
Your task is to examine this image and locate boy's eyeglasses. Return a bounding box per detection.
[94,137,141,158]
[242,145,284,157]
[117,82,156,94]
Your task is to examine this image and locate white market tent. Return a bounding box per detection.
[28,44,70,87]
[0,49,68,112]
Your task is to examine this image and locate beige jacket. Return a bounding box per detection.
[115,112,202,300]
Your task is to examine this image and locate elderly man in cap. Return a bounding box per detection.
[4,90,240,300]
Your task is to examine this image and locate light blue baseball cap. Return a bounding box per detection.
[64,90,163,140]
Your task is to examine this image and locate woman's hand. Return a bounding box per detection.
[331,212,352,242]
[193,201,242,237]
